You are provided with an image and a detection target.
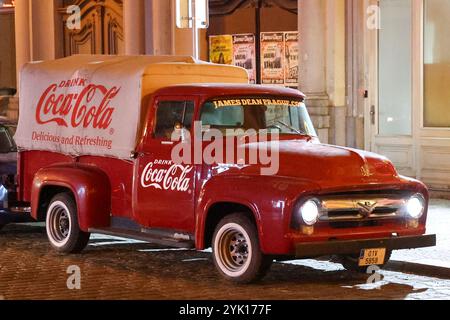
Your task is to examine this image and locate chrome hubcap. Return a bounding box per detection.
[49,205,70,243]
[218,227,249,272]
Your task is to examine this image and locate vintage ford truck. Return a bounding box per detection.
[7,55,435,283]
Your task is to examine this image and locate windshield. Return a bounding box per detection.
[200,97,317,137]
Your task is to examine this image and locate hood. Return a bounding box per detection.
[211,139,401,190]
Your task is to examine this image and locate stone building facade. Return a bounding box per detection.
[1,0,450,192]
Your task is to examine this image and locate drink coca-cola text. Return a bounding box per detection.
[35,82,120,130]
[141,161,192,192]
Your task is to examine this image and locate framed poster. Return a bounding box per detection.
[232,34,257,84]
[260,32,285,85]
[209,35,233,65]
[284,32,299,86]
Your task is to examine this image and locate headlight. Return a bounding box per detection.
[300,199,320,226]
[406,194,425,219]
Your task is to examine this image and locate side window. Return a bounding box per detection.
[154,101,194,139]
[0,126,16,153]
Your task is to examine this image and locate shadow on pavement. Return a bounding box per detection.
[0,223,435,299]
[386,260,450,280]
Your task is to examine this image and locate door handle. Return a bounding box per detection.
[370,105,376,125]
[130,151,146,159]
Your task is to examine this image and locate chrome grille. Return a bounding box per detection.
[319,195,407,222]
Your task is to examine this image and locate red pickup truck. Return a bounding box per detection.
[8,55,435,283]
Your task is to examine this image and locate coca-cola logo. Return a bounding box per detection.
[35,79,120,130]
[141,161,193,192]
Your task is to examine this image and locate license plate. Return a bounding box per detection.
[358,248,386,266]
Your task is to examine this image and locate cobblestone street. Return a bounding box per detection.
[0,200,449,300]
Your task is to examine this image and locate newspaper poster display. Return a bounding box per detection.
[209,35,233,65]
[232,34,257,84]
[284,32,299,86]
[260,32,285,85]
[210,31,298,86]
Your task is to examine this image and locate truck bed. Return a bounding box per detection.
[18,151,135,219]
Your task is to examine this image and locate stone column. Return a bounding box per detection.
[13,0,59,121]
[298,0,327,95]
[124,0,145,55]
[326,0,346,146]
[15,0,59,90]
[14,0,31,90]
[145,0,175,55]
[30,0,57,61]
[298,0,330,142]
[298,0,346,145]
[144,0,197,57]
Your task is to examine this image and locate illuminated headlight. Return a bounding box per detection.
[406,194,425,219]
[300,199,320,226]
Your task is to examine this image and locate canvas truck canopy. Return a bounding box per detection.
[14,55,248,160]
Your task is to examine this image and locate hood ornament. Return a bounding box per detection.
[357,201,378,216]
[360,164,373,177]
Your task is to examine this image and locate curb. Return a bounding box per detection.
[385,260,450,279]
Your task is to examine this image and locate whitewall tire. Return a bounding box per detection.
[212,213,272,283]
[46,193,90,254]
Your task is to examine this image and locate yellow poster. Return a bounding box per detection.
[260,32,285,85]
[209,35,233,65]
[284,32,299,86]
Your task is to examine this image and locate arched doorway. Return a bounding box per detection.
[59,0,124,56]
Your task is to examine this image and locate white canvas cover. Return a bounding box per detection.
[14,55,248,160]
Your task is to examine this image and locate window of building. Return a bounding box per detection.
[424,0,450,127]
[0,0,16,90]
[378,0,412,136]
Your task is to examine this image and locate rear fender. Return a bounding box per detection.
[31,163,111,231]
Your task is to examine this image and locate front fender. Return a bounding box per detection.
[196,174,321,254]
[32,163,111,231]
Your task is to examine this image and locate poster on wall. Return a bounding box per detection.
[260,32,285,85]
[209,35,233,65]
[284,32,299,86]
[232,34,257,84]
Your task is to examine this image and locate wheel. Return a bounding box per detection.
[340,250,392,273]
[46,193,90,254]
[212,213,272,284]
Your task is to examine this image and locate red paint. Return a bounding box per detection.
[36,83,120,129]
[18,84,431,256]
[31,163,111,231]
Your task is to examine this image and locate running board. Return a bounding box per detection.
[89,227,195,249]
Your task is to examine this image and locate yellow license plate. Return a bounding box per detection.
[358,248,386,266]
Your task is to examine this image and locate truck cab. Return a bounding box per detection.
[10,55,436,283]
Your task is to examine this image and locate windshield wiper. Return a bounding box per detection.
[276,120,307,135]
